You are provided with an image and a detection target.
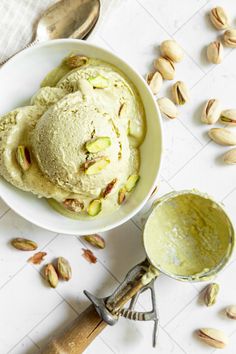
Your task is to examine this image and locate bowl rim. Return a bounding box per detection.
[0,38,163,234]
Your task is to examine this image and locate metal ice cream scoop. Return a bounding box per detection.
[0,0,100,65]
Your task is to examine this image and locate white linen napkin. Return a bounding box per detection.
[0,0,114,63]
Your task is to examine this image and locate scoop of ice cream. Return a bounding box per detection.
[31,90,130,197]
[31,87,66,108]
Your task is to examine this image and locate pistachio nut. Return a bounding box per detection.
[208,128,236,146]
[86,137,111,153]
[171,81,189,105]
[207,41,223,64]
[44,264,58,288]
[16,146,31,171]
[84,157,110,175]
[160,40,184,63]
[118,187,126,205]
[11,238,38,251]
[226,305,236,319]
[146,71,163,95]
[82,248,97,264]
[157,97,178,119]
[154,57,175,80]
[88,75,108,88]
[82,234,105,249]
[87,199,102,216]
[197,328,228,349]
[63,199,84,213]
[101,178,117,198]
[224,29,236,48]
[201,99,221,124]
[125,174,140,192]
[28,251,47,265]
[220,109,236,125]
[223,148,236,165]
[57,257,72,281]
[66,55,88,68]
[203,283,219,307]
[209,7,229,30]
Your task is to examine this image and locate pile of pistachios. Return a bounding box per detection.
[10,234,106,287]
[146,39,190,120]
[207,6,236,65]
[196,283,236,349]
[201,99,236,164]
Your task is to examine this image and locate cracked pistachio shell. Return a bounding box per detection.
[146,71,163,95]
[157,97,178,119]
[209,7,229,30]
[66,55,88,68]
[207,41,223,64]
[208,128,236,146]
[226,305,236,319]
[171,81,189,105]
[201,99,221,124]
[154,57,175,80]
[197,328,228,349]
[224,29,236,48]
[223,148,236,164]
[221,109,236,125]
[160,40,184,63]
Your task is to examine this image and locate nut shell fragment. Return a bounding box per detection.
[220,110,236,125]
[66,55,88,68]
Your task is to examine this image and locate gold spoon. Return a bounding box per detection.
[0,0,100,65]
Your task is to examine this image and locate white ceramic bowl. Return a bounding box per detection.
[0,39,163,235]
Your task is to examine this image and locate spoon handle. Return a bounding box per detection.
[0,38,39,66]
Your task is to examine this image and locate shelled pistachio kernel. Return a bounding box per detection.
[16,145,31,171]
[86,137,111,153]
[88,75,108,88]
[88,199,102,216]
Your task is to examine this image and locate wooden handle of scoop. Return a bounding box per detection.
[40,304,107,354]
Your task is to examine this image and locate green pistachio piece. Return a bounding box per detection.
[88,75,109,88]
[88,199,102,216]
[84,157,110,175]
[16,145,31,171]
[125,174,140,192]
[86,137,111,153]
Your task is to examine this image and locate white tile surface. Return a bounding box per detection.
[1,1,236,353]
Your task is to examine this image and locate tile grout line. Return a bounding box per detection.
[26,335,40,349]
[135,0,206,74]
[7,299,65,353]
[7,335,40,354]
[167,140,211,183]
[161,326,188,354]
[222,185,236,202]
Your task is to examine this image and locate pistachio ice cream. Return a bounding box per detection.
[144,192,234,279]
[0,55,146,218]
